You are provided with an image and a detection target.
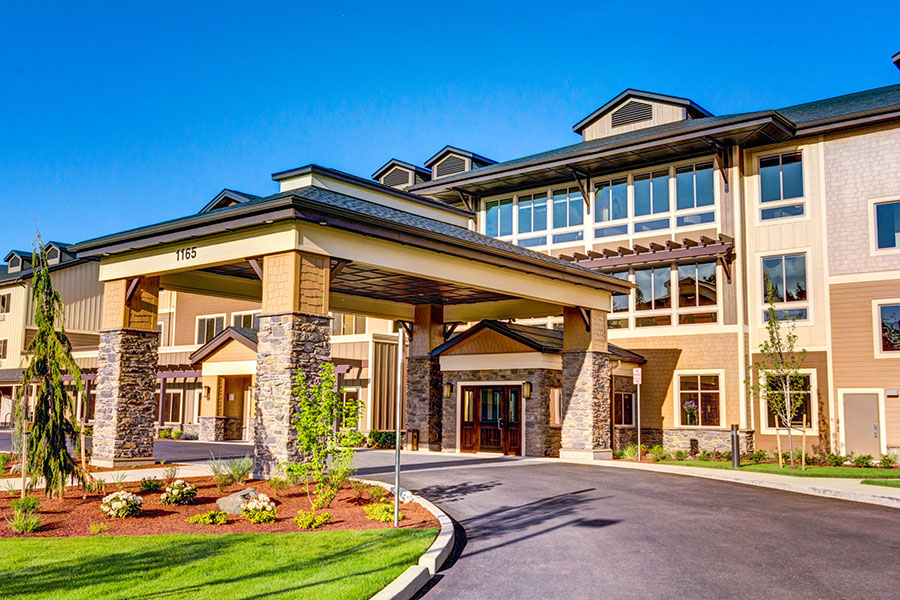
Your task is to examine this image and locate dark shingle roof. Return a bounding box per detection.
[778,83,900,125]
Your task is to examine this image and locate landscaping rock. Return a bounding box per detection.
[217,488,258,514]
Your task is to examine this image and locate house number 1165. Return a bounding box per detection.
[175,247,197,261]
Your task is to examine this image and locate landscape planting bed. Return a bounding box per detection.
[0,477,437,538]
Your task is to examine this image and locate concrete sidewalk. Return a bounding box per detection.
[576,457,900,509]
[1,462,213,491]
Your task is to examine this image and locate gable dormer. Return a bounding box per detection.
[573,89,713,142]
[43,242,74,266]
[199,189,261,213]
[424,146,496,180]
[4,250,31,274]
[372,159,431,190]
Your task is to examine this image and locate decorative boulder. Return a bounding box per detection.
[217,487,258,514]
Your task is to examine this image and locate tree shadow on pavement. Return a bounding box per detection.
[413,480,502,503]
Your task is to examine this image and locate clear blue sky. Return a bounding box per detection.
[1,1,897,253]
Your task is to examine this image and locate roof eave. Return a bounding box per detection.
[572,89,714,133]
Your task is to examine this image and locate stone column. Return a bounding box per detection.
[253,251,331,477]
[91,277,160,467]
[559,306,614,461]
[405,304,443,451]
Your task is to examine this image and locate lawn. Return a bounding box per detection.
[0,529,437,600]
[659,460,900,479]
[861,479,900,488]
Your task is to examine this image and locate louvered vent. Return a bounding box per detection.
[435,155,466,178]
[8,256,20,272]
[47,247,59,261]
[383,168,411,188]
[611,101,653,127]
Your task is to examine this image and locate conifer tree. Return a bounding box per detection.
[16,237,88,498]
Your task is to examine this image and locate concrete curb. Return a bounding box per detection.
[356,478,455,600]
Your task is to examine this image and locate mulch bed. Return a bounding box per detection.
[0,477,438,538]
[0,455,183,477]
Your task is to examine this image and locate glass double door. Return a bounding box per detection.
[460,385,522,456]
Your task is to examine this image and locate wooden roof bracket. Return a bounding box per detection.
[396,320,413,339]
[247,258,263,280]
[443,322,462,341]
[718,251,734,284]
[577,307,591,332]
[568,166,591,209]
[704,138,730,193]
[330,259,351,283]
[453,188,476,213]
[125,277,142,305]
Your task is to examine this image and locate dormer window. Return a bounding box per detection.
[372,159,431,190]
[382,167,411,188]
[434,155,466,178]
[7,256,20,273]
[424,146,496,181]
[46,246,60,265]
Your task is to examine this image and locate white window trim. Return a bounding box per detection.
[613,391,636,428]
[454,381,526,453]
[872,298,900,359]
[549,387,562,428]
[231,309,262,328]
[195,313,226,345]
[0,292,10,314]
[758,368,819,435]
[163,388,184,425]
[868,195,900,257]
[757,249,813,325]
[0,338,7,361]
[673,369,726,428]
[755,149,809,225]
[837,388,887,456]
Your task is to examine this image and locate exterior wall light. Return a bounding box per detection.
[443,383,452,398]
[522,381,532,399]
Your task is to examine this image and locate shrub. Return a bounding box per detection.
[340,430,367,448]
[186,511,229,525]
[792,448,811,464]
[612,449,625,459]
[648,445,668,462]
[745,450,767,464]
[364,501,399,523]
[621,444,643,461]
[673,450,689,461]
[879,454,897,468]
[139,477,163,493]
[158,429,171,439]
[208,455,233,491]
[267,476,292,491]
[721,450,733,461]
[89,522,109,534]
[0,452,11,473]
[240,493,277,524]
[226,455,253,484]
[171,430,183,440]
[160,480,198,506]
[293,510,333,529]
[852,454,874,468]
[368,485,387,504]
[11,495,41,515]
[100,491,142,518]
[368,430,396,449]
[350,479,369,498]
[822,453,846,467]
[697,449,715,461]
[163,464,179,485]
[181,433,198,440]
[111,471,128,489]
[7,511,42,533]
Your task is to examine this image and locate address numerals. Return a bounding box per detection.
[175,247,198,261]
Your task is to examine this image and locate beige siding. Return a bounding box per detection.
[582,102,686,142]
[172,292,260,345]
[0,284,29,368]
[830,280,900,386]
[371,340,400,431]
[204,340,257,363]
[27,261,103,333]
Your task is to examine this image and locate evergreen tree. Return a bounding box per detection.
[16,237,88,498]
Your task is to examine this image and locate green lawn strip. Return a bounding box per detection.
[0,529,438,600]
[659,460,900,479]
[860,479,900,488]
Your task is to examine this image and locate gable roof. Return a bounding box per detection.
[424,145,496,169]
[4,250,31,262]
[199,189,263,214]
[372,158,431,181]
[430,319,645,364]
[190,326,259,364]
[572,89,713,134]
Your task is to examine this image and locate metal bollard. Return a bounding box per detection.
[731,424,740,469]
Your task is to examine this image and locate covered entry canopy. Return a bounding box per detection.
[71,165,631,319]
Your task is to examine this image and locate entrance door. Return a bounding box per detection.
[843,393,881,456]
[459,385,522,455]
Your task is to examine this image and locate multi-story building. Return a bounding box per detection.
[379,60,900,457]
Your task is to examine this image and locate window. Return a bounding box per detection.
[761,253,808,320]
[763,372,814,431]
[82,388,96,422]
[634,267,671,311]
[518,193,547,234]
[332,312,367,336]
[759,152,804,220]
[549,388,562,427]
[0,293,10,314]
[875,200,900,250]
[0,339,7,360]
[553,187,584,229]
[232,311,260,330]
[614,392,635,426]
[162,389,183,423]
[677,262,717,324]
[878,303,900,354]
[157,321,165,346]
[634,170,669,217]
[609,271,629,329]
[196,315,225,345]
[594,179,627,223]
[676,162,714,210]
[677,374,721,427]
[485,198,513,237]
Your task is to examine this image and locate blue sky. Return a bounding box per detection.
[1,1,897,253]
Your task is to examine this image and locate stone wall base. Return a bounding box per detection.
[560,448,613,461]
[406,356,442,452]
[663,428,755,454]
[199,416,227,442]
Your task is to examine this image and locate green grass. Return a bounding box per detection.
[0,529,437,600]
[659,460,900,479]
[861,479,900,488]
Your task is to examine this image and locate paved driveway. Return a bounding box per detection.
[0,430,252,462]
[354,450,900,600]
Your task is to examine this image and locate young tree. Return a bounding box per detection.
[748,279,807,468]
[287,362,361,509]
[16,239,89,498]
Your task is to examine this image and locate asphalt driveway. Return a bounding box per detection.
[354,450,900,600]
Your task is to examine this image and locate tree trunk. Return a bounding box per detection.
[20,430,27,499]
[784,381,795,468]
[775,415,783,469]
[801,414,807,471]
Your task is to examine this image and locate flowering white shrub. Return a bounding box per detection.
[100,491,142,518]
[160,480,198,506]
[240,493,277,523]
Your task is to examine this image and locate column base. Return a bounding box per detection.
[90,456,157,468]
[416,442,443,452]
[559,448,614,461]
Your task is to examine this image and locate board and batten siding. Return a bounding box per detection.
[371,339,401,431]
[26,261,104,334]
[581,102,686,142]
[0,284,28,368]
